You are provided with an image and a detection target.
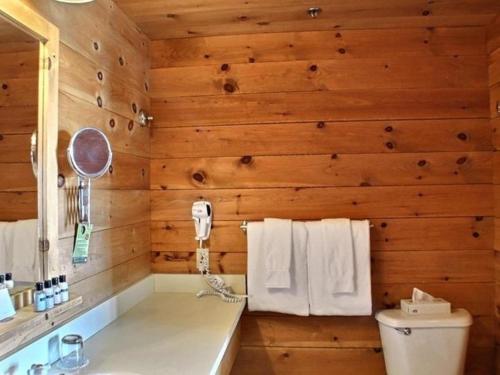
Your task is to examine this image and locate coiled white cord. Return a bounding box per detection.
[197,272,248,303]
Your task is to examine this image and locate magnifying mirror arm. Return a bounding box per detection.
[78,177,90,224]
[30,130,37,178]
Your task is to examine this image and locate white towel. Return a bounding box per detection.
[307,220,372,316]
[263,218,292,288]
[0,222,9,274]
[247,221,309,316]
[0,221,15,274]
[321,218,355,293]
[8,219,38,282]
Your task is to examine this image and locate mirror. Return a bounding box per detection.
[0,15,40,287]
[68,128,112,179]
[67,128,112,225]
[0,0,60,359]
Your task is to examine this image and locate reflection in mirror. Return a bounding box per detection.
[0,16,40,286]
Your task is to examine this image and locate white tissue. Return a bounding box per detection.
[412,288,435,302]
[402,288,451,315]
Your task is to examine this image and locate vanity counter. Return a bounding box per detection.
[54,292,245,375]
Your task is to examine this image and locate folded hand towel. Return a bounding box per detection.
[0,221,16,274]
[248,221,309,316]
[10,219,38,282]
[263,218,292,288]
[0,222,9,274]
[307,220,372,316]
[321,218,355,294]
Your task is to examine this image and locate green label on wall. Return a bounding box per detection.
[72,223,93,264]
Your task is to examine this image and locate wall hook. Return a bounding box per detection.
[138,109,154,127]
[307,7,322,18]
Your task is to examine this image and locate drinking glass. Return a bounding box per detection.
[58,334,89,370]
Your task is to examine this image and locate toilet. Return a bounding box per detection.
[375,308,472,375]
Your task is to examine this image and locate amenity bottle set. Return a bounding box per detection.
[0,273,14,289]
[34,275,69,312]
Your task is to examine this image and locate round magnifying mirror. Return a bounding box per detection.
[67,128,112,179]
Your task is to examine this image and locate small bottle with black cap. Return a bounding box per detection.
[33,282,46,312]
[0,274,5,289]
[5,273,13,289]
[52,277,61,305]
[59,274,69,303]
[43,279,54,309]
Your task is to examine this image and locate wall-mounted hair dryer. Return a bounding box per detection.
[192,200,212,241]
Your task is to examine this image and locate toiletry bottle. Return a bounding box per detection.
[52,277,61,305]
[43,280,54,309]
[0,274,4,289]
[59,274,69,303]
[5,273,13,289]
[33,282,46,312]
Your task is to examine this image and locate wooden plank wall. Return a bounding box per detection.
[0,36,38,221]
[149,26,495,373]
[114,0,499,40]
[487,13,500,374]
[23,0,151,311]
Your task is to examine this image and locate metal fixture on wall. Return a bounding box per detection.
[307,7,322,18]
[138,109,154,127]
[67,127,112,224]
[30,130,37,178]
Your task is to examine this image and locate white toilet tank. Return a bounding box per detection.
[375,308,472,375]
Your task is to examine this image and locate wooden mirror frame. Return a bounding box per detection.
[0,0,60,358]
[0,0,59,280]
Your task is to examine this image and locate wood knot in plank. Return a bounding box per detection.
[240,155,253,164]
[192,171,206,184]
[223,82,236,93]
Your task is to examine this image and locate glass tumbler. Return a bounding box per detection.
[58,334,89,370]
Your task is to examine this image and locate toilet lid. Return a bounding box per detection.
[375,308,472,328]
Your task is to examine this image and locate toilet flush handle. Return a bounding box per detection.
[395,327,412,335]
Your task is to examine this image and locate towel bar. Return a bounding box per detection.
[239,220,374,233]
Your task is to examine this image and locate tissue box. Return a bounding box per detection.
[401,298,451,315]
